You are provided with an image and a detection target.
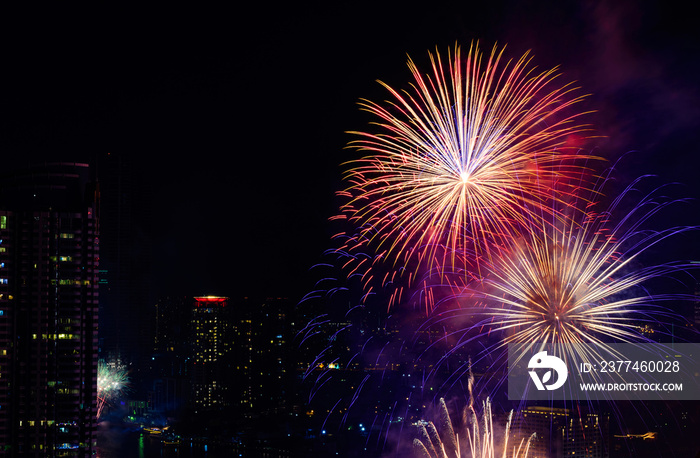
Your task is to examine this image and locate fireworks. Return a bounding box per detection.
[476,178,695,364]
[302,41,698,455]
[338,42,596,292]
[413,177,696,397]
[413,397,534,458]
[97,359,130,419]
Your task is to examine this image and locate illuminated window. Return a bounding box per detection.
[0,216,5,229]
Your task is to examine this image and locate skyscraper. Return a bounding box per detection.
[233,296,293,418]
[151,295,190,414]
[190,296,230,411]
[0,163,99,457]
[510,405,609,458]
[97,151,152,371]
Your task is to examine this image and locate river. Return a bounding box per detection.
[96,422,238,458]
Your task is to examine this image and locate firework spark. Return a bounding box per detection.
[474,177,696,367]
[338,42,597,298]
[97,359,130,419]
[413,397,534,458]
[302,39,698,454]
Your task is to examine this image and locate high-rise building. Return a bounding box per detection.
[510,406,569,457]
[190,296,230,411]
[153,295,190,376]
[151,295,191,413]
[233,297,293,418]
[97,152,152,370]
[510,405,609,458]
[560,410,609,457]
[0,162,100,457]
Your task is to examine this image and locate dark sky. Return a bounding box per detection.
[1,2,699,301]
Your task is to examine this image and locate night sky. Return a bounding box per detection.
[1,2,699,300]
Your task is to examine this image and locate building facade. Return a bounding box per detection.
[0,163,99,457]
[190,296,230,411]
[511,405,609,458]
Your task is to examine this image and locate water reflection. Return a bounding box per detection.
[97,421,234,458]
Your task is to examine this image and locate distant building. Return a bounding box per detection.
[560,410,609,457]
[190,296,231,411]
[97,152,152,369]
[0,162,100,457]
[233,297,293,418]
[510,405,609,458]
[511,406,569,457]
[153,295,190,377]
[151,295,191,413]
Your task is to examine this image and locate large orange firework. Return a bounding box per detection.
[338,43,597,288]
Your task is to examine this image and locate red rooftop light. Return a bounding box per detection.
[194,296,228,305]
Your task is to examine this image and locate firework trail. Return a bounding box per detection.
[413,397,534,458]
[97,359,130,418]
[336,42,597,310]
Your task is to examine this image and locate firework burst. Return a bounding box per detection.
[97,359,130,419]
[471,177,696,369]
[402,173,698,404]
[301,38,699,454]
[338,42,597,300]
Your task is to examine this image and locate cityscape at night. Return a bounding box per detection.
[1,2,699,457]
